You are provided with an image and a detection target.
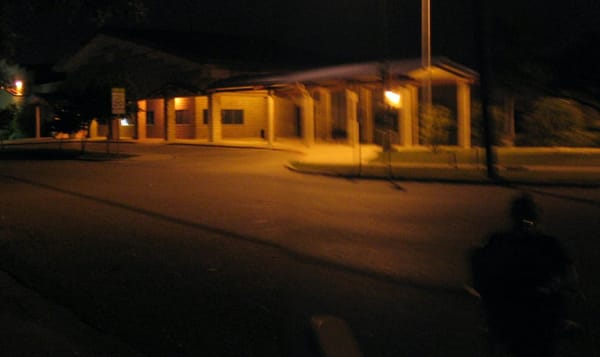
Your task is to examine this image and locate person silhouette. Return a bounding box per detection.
[469,193,578,356]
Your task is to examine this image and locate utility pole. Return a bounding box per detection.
[473,0,499,180]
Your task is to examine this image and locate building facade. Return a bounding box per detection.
[133,58,477,148]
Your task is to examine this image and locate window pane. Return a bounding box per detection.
[222,109,244,124]
[147,111,155,125]
[176,110,191,124]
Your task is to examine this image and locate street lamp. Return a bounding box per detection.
[1,79,24,97]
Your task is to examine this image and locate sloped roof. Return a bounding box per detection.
[207,57,478,91]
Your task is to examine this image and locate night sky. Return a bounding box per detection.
[9,0,600,70]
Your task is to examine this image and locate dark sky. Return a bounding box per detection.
[10,0,600,69]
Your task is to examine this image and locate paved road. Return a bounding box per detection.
[1,143,598,356]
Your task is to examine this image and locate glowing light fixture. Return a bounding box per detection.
[174,97,184,108]
[385,90,401,108]
[120,117,130,126]
[2,80,24,96]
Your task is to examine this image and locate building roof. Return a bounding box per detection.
[207,57,479,92]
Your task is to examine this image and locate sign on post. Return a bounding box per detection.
[111,88,126,115]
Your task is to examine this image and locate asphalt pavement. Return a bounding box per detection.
[1,138,598,355]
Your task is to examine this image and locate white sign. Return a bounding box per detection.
[111,88,126,114]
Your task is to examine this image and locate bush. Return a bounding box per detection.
[420,104,453,150]
[518,97,596,147]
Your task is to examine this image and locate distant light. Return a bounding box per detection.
[385,90,401,108]
[120,118,130,126]
[4,80,24,96]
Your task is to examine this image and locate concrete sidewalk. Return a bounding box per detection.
[286,144,600,186]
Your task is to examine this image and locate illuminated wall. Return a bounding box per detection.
[219,92,269,139]
[146,99,165,139]
[174,96,196,139]
[275,97,297,138]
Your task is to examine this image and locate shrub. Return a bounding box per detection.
[420,104,453,150]
[517,97,596,147]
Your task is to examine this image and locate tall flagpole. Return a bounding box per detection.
[421,0,432,108]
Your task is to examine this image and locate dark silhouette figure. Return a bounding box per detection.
[470,193,578,356]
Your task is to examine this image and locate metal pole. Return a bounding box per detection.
[421,0,432,108]
[474,0,498,180]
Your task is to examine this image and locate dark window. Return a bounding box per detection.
[203,109,209,125]
[146,111,155,125]
[176,110,191,124]
[222,109,244,124]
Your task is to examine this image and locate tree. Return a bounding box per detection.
[0,104,19,144]
[0,1,147,64]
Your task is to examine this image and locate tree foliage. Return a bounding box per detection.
[0,0,147,63]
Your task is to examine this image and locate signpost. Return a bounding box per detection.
[111,88,126,115]
[111,88,126,155]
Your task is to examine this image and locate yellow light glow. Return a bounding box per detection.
[174,97,183,108]
[385,90,401,108]
[5,80,24,96]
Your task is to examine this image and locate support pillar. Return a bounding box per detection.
[457,82,472,148]
[89,119,99,138]
[358,87,374,143]
[409,85,420,145]
[164,97,176,141]
[35,105,41,139]
[313,88,332,141]
[345,89,359,147]
[399,87,413,146]
[504,95,515,145]
[266,93,275,145]
[301,94,315,147]
[208,93,222,142]
[137,100,147,140]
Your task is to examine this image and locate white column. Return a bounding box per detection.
[209,93,222,142]
[267,93,275,145]
[358,87,373,143]
[399,87,413,146]
[345,89,359,146]
[302,94,315,147]
[409,85,420,145]
[89,119,99,138]
[457,82,472,148]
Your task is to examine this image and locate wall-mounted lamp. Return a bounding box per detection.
[384,90,401,108]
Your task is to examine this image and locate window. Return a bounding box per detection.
[146,111,155,125]
[222,109,244,124]
[176,110,191,125]
[203,109,209,125]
